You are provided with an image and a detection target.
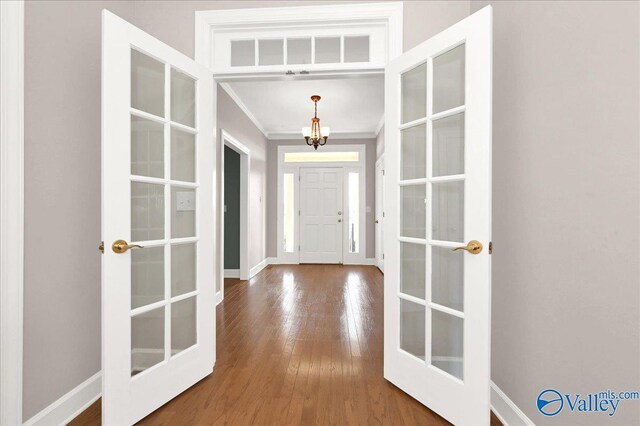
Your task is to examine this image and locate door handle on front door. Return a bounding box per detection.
[451,240,483,255]
[112,239,144,254]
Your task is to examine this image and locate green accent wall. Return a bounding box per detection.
[224,146,240,269]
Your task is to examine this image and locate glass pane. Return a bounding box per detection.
[315,37,340,64]
[131,306,164,376]
[170,69,195,128]
[171,128,195,182]
[259,39,284,66]
[401,63,426,124]
[230,40,255,67]
[131,49,164,117]
[131,116,164,178]
[400,185,425,239]
[348,173,359,253]
[400,299,425,360]
[344,36,369,63]
[432,246,464,311]
[433,44,465,114]
[432,310,463,379]
[400,242,425,299]
[171,186,196,238]
[401,124,426,180]
[284,151,358,163]
[131,246,165,309]
[433,113,465,177]
[172,243,196,297]
[283,173,295,253]
[132,182,165,241]
[172,296,196,355]
[432,181,464,242]
[287,38,311,65]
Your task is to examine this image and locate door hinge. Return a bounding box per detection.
[299,175,301,181]
[382,169,385,176]
[98,241,104,254]
[298,210,300,216]
[298,245,301,251]
[488,241,493,254]
[383,211,385,218]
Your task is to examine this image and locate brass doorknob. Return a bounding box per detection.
[112,239,144,254]
[451,240,483,255]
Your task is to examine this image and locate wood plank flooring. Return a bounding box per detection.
[72,264,501,425]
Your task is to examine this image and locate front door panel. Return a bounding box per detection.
[384,7,492,425]
[299,167,343,264]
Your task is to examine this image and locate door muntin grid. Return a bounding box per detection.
[397,43,467,381]
[130,48,200,377]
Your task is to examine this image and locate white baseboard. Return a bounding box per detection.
[24,371,101,426]
[353,258,376,265]
[224,269,240,278]
[249,258,269,278]
[491,381,535,426]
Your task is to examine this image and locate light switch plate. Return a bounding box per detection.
[177,191,196,211]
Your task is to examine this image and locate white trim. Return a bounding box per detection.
[267,130,378,140]
[219,83,268,138]
[265,257,377,266]
[0,1,24,424]
[249,258,269,278]
[220,129,251,308]
[490,381,536,426]
[23,372,102,426]
[224,269,240,278]
[194,2,403,75]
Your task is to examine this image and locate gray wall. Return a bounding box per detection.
[23,0,135,420]
[266,138,377,259]
[469,2,639,424]
[20,0,471,420]
[223,147,240,269]
[217,88,268,290]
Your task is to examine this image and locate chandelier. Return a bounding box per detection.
[302,95,330,150]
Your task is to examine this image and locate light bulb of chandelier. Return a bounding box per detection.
[321,127,331,137]
[302,127,311,137]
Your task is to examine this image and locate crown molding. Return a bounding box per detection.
[267,130,378,140]
[219,82,268,138]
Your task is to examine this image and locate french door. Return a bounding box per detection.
[102,11,216,425]
[299,167,343,264]
[384,6,492,425]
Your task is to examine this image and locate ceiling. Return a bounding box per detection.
[224,75,384,139]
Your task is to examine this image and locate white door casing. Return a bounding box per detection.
[383,6,492,425]
[299,167,343,264]
[102,11,216,425]
[375,156,385,271]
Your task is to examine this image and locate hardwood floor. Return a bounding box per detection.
[72,264,501,425]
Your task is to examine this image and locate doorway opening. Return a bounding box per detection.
[219,130,250,304]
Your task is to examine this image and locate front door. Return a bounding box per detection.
[102,11,216,425]
[299,167,343,264]
[383,6,492,425]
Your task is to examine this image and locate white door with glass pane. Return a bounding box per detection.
[299,167,343,264]
[384,6,492,425]
[102,11,216,425]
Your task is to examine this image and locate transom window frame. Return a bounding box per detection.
[277,144,367,265]
[194,2,403,79]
